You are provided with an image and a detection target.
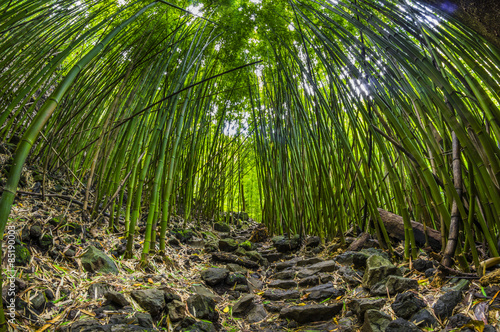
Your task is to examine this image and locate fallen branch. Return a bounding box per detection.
[377,208,442,252]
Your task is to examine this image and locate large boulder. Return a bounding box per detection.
[80,246,118,274]
[362,255,401,289]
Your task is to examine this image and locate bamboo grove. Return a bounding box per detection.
[2,0,500,283]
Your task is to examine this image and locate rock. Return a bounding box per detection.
[272,234,301,252]
[39,234,53,249]
[182,320,216,332]
[104,291,129,307]
[225,273,247,286]
[446,313,471,330]
[15,245,31,266]
[298,275,320,287]
[305,283,345,301]
[272,270,295,280]
[296,257,323,267]
[31,292,46,312]
[335,251,370,268]
[167,300,186,322]
[425,268,436,278]
[384,276,418,295]
[247,304,267,323]
[233,294,255,316]
[187,294,218,322]
[237,212,249,221]
[348,298,385,319]
[409,309,438,328]
[80,246,118,274]
[171,229,194,243]
[338,266,363,287]
[274,259,299,271]
[88,283,111,299]
[201,268,229,286]
[247,277,263,293]
[190,285,221,303]
[211,252,259,269]
[385,318,420,332]
[362,255,401,289]
[306,236,321,247]
[244,250,267,265]
[268,280,297,289]
[279,303,343,324]
[239,240,253,251]
[433,290,461,320]
[260,249,282,263]
[30,225,42,240]
[128,312,153,328]
[264,302,281,313]
[391,292,426,319]
[262,289,300,301]
[130,288,166,317]
[308,260,339,273]
[296,268,316,279]
[362,309,391,332]
[484,325,496,332]
[219,238,238,252]
[413,259,434,272]
[226,263,247,273]
[214,222,231,233]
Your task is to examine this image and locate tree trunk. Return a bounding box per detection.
[377,208,442,252]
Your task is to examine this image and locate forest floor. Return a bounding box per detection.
[1,148,500,332]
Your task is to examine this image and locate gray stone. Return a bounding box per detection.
[130,288,166,317]
[232,294,255,316]
[219,238,238,252]
[362,309,391,332]
[187,294,218,322]
[296,257,323,267]
[262,289,300,301]
[167,300,186,322]
[88,283,111,300]
[14,245,31,266]
[225,273,247,286]
[298,275,320,287]
[433,290,462,320]
[413,259,433,272]
[247,303,267,323]
[305,283,345,301]
[214,222,230,233]
[104,291,129,307]
[391,292,426,319]
[348,298,385,319]
[268,280,297,289]
[335,251,370,268]
[296,268,316,279]
[279,303,343,324]
[226,263,247,273]
[272,270,295,280]
[183,320,216,332]
[190,285,221,302]
[308,260,339,273]
[80,246,118,274]
[201,268,229,286]
[410,309,438,328]
[384,275,418,295]
[385,318,420,332]
[31,292,46,312]
[362,255,401,289]
[338,266,363,287]
[272,234,301,252]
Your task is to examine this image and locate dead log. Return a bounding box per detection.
[377,208,442,252]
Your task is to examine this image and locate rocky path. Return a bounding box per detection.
[5,199,500,332]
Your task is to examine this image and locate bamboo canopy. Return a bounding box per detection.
[1,2,500,327]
